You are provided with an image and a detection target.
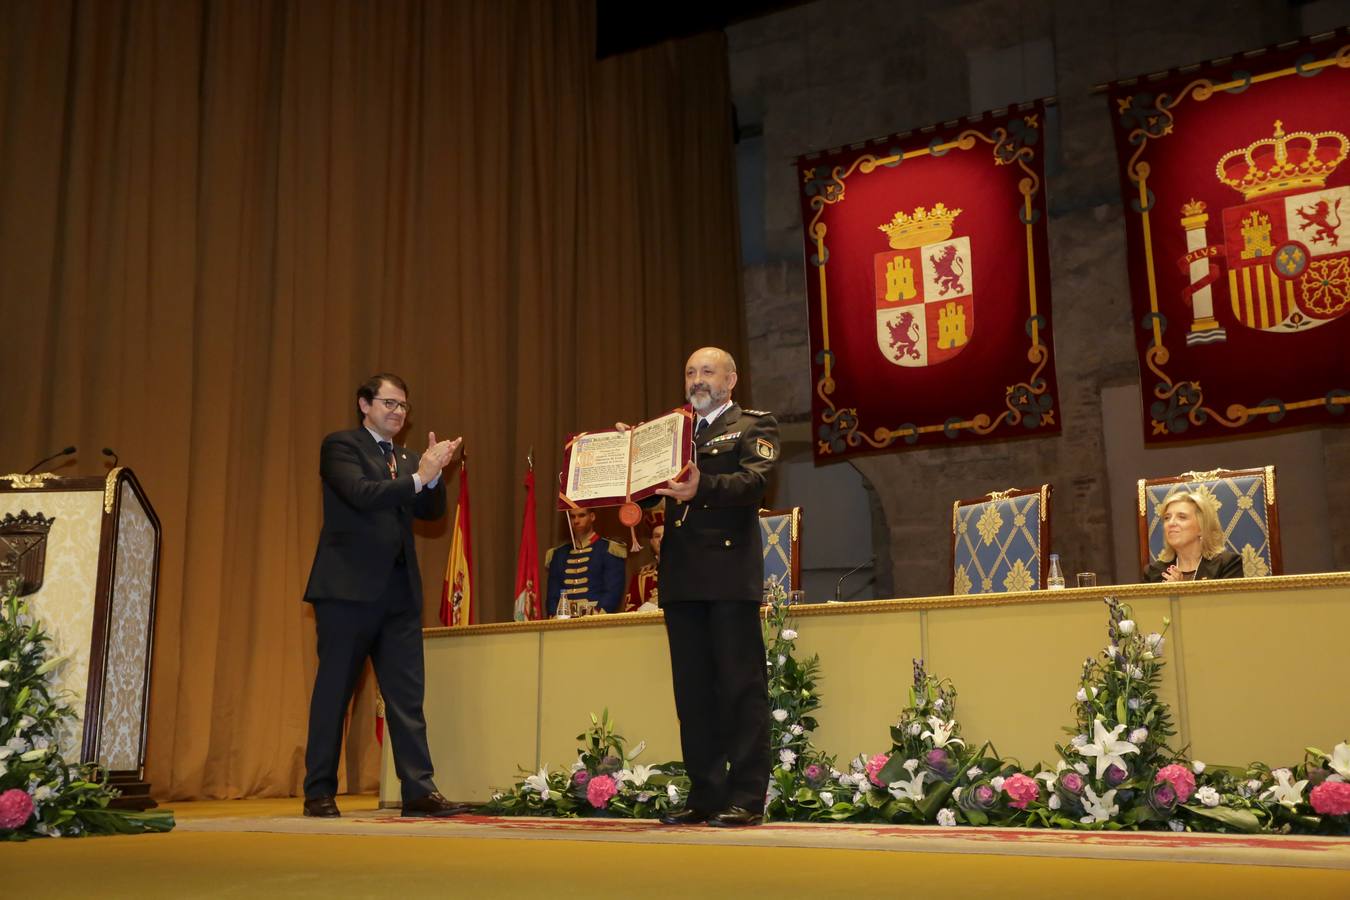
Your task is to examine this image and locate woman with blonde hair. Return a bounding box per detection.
[1143,488,1244,582]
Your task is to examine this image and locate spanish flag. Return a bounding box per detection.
[512,464,541,621]
[441,462,474,626]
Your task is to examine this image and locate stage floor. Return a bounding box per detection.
[11,795,1350,898]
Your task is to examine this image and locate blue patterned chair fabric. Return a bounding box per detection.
[759,507,800,597]
[1138,467,1280,577]
[951,486,1051,595]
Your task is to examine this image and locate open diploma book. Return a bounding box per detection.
[559,408,694,509]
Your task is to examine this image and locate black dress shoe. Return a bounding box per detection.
[303,796,340,818]
[707,806,763,827]
[401,791,473,818]
[658,807,711,826]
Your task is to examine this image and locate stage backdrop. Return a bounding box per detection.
[1107,29,1350,444]
[796,100,1061,462]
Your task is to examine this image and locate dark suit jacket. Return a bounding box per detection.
[658,405,780,604]
[304,428,446,604]
[1142,549,1244,583]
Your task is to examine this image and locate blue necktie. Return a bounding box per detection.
[377,441,396,478]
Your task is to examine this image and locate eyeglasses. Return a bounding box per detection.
[372,397,411,414]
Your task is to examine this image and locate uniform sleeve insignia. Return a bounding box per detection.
[607,541,628,559]
[755,438,776,460]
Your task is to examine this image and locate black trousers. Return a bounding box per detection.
[662,601,771,813]
[304,569,436,803]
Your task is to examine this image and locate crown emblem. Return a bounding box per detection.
[1216,120,1348,201]
[879,203,962,250]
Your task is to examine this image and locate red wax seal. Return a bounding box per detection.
[618,502,642,527]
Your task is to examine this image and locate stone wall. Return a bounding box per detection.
[730,0,1350,597]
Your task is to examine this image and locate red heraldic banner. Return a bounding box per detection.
[797,100,1060,461]
[1107,30,1350,443]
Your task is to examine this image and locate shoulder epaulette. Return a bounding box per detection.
[607,541,628,559]
[544,546,556,567]
[740,408,772,417]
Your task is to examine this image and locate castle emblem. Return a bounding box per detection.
[1176,120,1350,345]
[873,203,974,367]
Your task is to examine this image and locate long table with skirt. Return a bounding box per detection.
[379,573,1350,806]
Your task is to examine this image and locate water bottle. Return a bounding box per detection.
[1046,554,1065,590]
[556,592,572,619]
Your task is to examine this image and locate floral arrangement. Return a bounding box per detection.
[763,586,837,821]
[0,587,174,840]
[483,592,1348,836]
[485,708,689,818]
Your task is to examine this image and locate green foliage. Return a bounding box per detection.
[0,587,174,840]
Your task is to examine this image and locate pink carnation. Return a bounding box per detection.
[585,774,618,809]
[1155,765,1196,804]
[0,788,34,830]
[865,753,889,787]
[1310,781,1350,816]
[1002,773,1040,810]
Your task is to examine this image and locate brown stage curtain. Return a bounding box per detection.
[0,1,744,800]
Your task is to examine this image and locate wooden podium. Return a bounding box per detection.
[0,468,161,809]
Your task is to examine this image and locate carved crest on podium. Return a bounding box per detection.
[0,510,56,597]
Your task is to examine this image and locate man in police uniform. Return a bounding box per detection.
[652,346,779,828]
[544,507,627,616]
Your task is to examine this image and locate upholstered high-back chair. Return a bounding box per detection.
[759,507,801,598]
[951,485,1052,594]
[1137,466,1281,577]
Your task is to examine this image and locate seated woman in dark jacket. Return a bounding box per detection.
[1143,488,1244,583]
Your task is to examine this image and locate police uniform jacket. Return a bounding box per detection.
[658,404,779,604]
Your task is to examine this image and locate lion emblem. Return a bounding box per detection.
[887,311,921,361]
[1296,199,1342,248]
[930,244,967,296]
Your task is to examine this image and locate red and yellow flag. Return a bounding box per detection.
[512,465,541,621]
[441,462,474,626]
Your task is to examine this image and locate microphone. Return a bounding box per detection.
[24,446,76,475]
[102,447,120,467]
[835,556,876,603]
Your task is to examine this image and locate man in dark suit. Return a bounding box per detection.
[301,373,468,818]
[652,347,780,827]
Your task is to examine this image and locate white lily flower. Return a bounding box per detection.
[626,764,658,787]
[1260,769,1308,808]
[667,784,679,801]
[903,758,920,774]
[1080,786,1119,823]
[887,770,927,802]
[630,740,647,760]
[1077,718,1140,780]
[1328,742,1350,780]
[523,767,552,801]
[920,716,966,749]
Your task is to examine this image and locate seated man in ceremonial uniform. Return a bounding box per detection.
[623,509,664,612]
[545,508,627,616]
